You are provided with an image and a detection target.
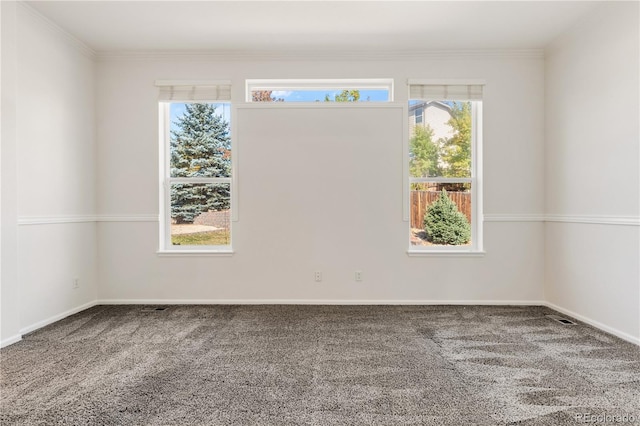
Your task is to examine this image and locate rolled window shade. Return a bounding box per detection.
[158,84,231,102]
[409,84,483,101]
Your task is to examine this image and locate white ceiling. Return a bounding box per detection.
[26,1,600,53]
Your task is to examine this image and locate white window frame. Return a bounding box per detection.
[405,80,484,256]
[158,101,236,256]
[245,78,394,102]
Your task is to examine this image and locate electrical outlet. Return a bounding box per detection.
[314,271,322,282]
[73,278,79,289]
[355,271,362,282]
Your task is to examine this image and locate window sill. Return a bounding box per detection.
[407,250,485,258]
[157,250,234,257]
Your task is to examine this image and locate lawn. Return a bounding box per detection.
[172,230,230,246]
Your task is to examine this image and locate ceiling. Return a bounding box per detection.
[26,1,600,54]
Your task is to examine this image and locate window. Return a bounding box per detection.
[415,106,423,124]
[157,81,234,253]
[406,82,483,253]
[246,79,393,103]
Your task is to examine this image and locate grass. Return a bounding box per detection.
[172,230,230,246]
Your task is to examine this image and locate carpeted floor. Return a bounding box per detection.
[1,305,638,425]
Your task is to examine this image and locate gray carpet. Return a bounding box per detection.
[1,305,639,425]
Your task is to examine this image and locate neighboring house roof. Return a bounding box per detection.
[409,101,455,142]
[408,100,452,114]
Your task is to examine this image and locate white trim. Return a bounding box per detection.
[410,177,473,183]
[18,215,98,225]
[484,214,545,222]
[155,79,231,87]
[545,214,640,226]
[246,78,394,102]
[18,215,159,225]
[407,250,486,257]
[19,300,99,336]
[96,49,545,62]
[1,334,22,349]
[407,78,487,86]
[236,102,402,109]
[97,299,546,306]
[544,302,639,346]
[169,177,231,185]
[157,250,234,257]
[4,300,636,348]
[97,215,159,222]
[17,214,637,226]
[17,3,96,59]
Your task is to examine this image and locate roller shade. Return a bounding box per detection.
[157,82,231,102]
[409,84,483,101]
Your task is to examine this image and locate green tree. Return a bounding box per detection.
[409,125,440,180]
[424,189,471,245]
[170,103,231,224]
[441,101,472,178]
[324,89,360,102]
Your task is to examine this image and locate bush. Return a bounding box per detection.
[424,189,471,245]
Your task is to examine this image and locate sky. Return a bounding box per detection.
[170,90,390,130]
[270,89,389,102]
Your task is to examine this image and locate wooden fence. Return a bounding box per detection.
[410,191,471,229]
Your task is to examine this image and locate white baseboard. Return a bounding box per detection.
[0,334,22,348]
[4,299,636,348]
[544,302,639,346]
[97,298,547,306]
[19,300,99,336]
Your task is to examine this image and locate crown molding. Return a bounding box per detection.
[18,1,96,59]
[96,48,545,63]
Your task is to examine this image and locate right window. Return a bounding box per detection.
[408,83,483,253]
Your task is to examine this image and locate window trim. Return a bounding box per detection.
[245,78,394,102]
[158,101,236,255]
[405,91,483,255]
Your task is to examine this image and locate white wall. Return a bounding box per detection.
[96,55,545,303]
[12,5,98,336]
[1,1,22,347]
[544,2,640,342]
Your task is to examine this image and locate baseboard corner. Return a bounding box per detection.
[19,300,99,336]
[543,301,640,346]
[0,334,23,349]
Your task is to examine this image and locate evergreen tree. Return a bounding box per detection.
[170,103,231,224]
[409,125,440,180]
[424,189,471,245]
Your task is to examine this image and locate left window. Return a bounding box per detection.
[158,82,233,253]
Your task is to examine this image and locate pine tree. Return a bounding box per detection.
[424,190,471,245]
[170,103,231,224]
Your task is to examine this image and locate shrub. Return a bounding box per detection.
[424,189,471,245]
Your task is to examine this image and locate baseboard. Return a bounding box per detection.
[97,298,547,306]
[6,298,636,347]
[0,334,23,349]
[544,302,639,346]
[19,300,99,337]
